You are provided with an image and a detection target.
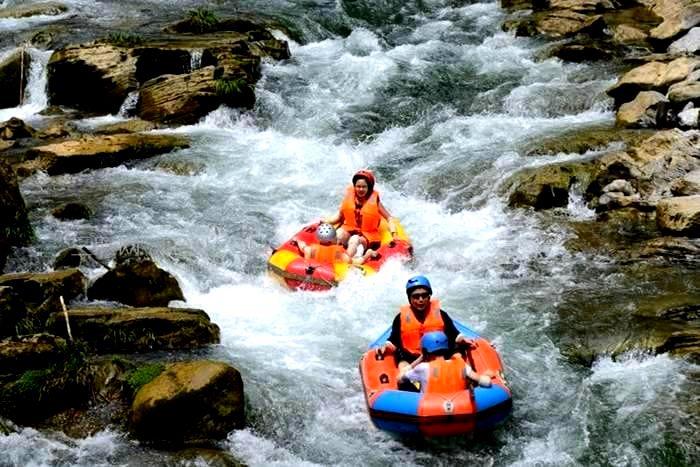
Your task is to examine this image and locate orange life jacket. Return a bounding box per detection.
[310,244,346,264]
[340,186,382,244]
[399,299,444,356]
[424,355,466,393]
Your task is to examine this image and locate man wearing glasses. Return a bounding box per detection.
[376,275,474,370]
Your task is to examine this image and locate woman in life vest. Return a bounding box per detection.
[297,222,378,265]
[376,275,475,366]
[323,170,398,258]
[399,331,492,393]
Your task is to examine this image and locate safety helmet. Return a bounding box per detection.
[316,223,337,244]
[421,331,449,355]
[405,275,432,296]
[352,169,375,193]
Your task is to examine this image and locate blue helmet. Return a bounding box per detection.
[405,275,432,296]
[421,331,448,355]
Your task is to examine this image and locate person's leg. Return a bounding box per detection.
[347,234,367,257]
[336,227,351,246]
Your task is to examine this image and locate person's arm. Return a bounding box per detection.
[377,200,398,239]
[440,310,476,350]
[323,211,343,225]
[400,362,428,384]
[377,314,401,355]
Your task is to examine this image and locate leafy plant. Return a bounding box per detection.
[215,78,248,97]
[187,7,219,33]
[102,31,144,47]
[125,363,164,394]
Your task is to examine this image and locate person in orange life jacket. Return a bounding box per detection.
[296,222,378,265]
[323,169,398,258]
[376,275,476,367]
[399,331,492,392]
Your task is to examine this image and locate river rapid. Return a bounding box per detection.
[1,0,699,465]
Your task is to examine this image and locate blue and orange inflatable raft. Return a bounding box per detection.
[267,220,412,291]
[359,321,512,436]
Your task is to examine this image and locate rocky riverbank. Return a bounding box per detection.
[501,0,700,363]
[0,4,289,453]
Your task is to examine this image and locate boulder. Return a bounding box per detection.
[671,168,700,195]
[657,195,700,234]
[53,247,84,270]
[0,286,27,338]
[607,58,700,107]
[615,90,668,128]
[677,106,700,128]
[88,256,184,307]
[522,125,653,157]
[668,26,700,53]
[667,80,700,105]
[509,130,700,211]
[0,2,67,19]
[0,50,31,109]
[649,0,700,43]
[0,160,32,255]
[15,133,190,177]
[547,43,612,62]
[506,161,593,209]
[51,202,92,220]
[0,117,36,140]
[46,306,220,353]
[130,360,244,445]
[136,66,254,124]
[47,44,139,114]
[548,0,617,10]
[0,333,67,374]
[533,10,607,38]
[611,24,649,44]
[0,268,86,308]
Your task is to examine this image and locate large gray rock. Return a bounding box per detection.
[46,306,220,353]
[668,26,700,53]
[130,360,244,445]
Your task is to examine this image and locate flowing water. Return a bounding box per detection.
[2,0,699,465]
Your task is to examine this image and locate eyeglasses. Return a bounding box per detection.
[410,292,430,300]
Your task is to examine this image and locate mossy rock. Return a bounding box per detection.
[521,125,655,157]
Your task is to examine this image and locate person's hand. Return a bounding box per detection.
[478,374,492,387]
[376,341,396,356]
[455,334,476,348]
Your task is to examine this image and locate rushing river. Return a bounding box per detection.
[2,0,699,465]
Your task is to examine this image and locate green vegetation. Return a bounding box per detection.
[187,7,219,33]
[102,31,144,47]
[215,78,248,98]
[126,363,164,394]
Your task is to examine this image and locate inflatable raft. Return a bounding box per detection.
[359,321,512,437]
[267,220,412,291]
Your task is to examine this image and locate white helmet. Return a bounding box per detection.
[316,223,337,243]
